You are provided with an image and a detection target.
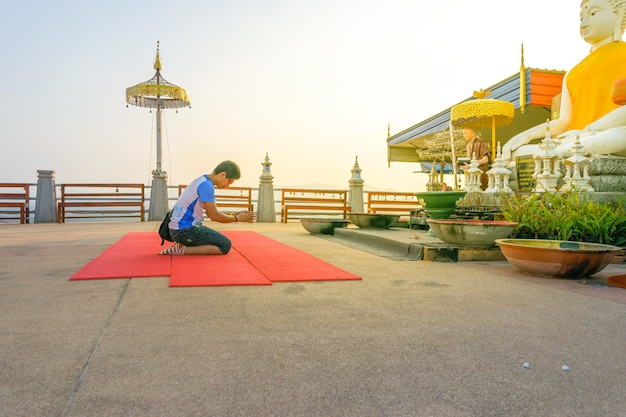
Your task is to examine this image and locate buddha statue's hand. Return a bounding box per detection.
[557,129,582,139]
[584,121,601,133]
[557,129,595,142]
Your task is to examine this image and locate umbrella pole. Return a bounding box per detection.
[449,121,458,190]
[491,116,496,158]
[156,105,163,173]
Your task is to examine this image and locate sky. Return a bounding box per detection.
[1,0,590,192]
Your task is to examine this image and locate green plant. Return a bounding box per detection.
[500,191,626,246]
[571,197,626,245]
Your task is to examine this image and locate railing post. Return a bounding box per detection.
[348,156,364,213]
[35,170,58,223]
[148,171,168,221]
[257,153,276,222]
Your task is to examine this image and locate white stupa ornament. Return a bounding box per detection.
[533,121,562,193]
[561,136,594,192]
[464,152,483,193]
[485,142,513,194]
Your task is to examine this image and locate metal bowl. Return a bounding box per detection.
[348,213,400,229]
[427,219,517,247]
[299,218,350,235]
[496,239,622,278]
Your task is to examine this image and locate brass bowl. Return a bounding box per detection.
[427,219,517,247]
[299,219,350,235]
[349,213,399,229]
[496,239,622,278]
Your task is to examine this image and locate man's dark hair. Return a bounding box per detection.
[213,160,241,180]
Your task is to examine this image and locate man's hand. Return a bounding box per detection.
[236,211,256,223]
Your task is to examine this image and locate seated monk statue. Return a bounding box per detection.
[503,0,626,165]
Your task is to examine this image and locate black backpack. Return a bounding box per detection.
[158,211,174,245]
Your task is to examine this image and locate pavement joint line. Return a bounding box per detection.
[61,279,131,417]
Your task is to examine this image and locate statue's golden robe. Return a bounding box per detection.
[566,41,626,130]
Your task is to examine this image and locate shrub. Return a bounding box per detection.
[500,191,626,246]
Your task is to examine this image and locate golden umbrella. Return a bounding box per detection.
[126,41,190,221]
[450,89,514,155]
[126,42,190,110]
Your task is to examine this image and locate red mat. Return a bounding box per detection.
[226,231,361,282]
[169,249,272,287]
[70,231,360,287]
[70,233,171,280]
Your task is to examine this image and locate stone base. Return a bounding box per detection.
[590,175,626,191]
[589,155,626,175]
[589,192,626,204]
[509,155,626,192]
[588,155,626,192]
[422,244,507,262]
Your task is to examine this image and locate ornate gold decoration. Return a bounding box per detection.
[450,89,515,153]
[417,128,466,161]
[450,92,514,128]
[126,41,190,109]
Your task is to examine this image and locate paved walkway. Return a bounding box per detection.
[1,221,625,417]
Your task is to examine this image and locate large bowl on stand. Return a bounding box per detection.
[299,219,350,235]
[416,191,466,219]
[496,239,622,278]
[349,213,400,229]
[427,219,517,247]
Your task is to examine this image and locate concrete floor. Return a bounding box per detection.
[1,221,625,417]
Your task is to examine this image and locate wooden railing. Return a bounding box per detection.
[177,185,254,212]
[280,188,348,223]
[0,183,30,224]
[57,183,145,223]
[367,191,420,216]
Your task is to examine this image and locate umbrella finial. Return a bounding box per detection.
[473,89,491,99]
[154,41,162,71]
